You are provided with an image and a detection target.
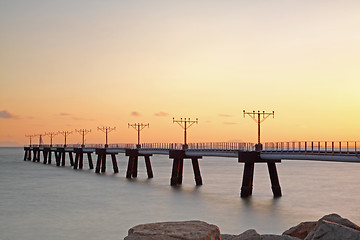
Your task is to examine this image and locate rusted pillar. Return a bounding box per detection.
[55,151,61,166]
[111,154,118,173]
[126,156,134,178]
[177,158,184,184]
[101,152,106,173]
[191,158,202,185]
[79,152,84,169]
[240,162,255,198]
[27,149,32,161]
[43,149,49,164]
[267,162,282,197]
[61,150,66,166]
[87,153,93,169]
[24,149,27,161]
[48,150,52,164]
[144,155,153,178]
[170,158,180,186]
[69,152,74,166]
[74,153,79,169]
[32,148,37,162]
[132,156,138,178]
[95,152,101,173]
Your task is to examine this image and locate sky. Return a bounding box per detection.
[1,0,360,146]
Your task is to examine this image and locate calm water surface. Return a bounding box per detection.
[1,147,359,239]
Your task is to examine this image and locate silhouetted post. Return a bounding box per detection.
[111,154,119,173]
[128,123,149,148]
[240,162,255,198]
[97,126,116,148]
[243,110,274,151]
[45,132,58,147]
[87,153,94,169]
[75,129,91,147]
[191,158,203,185]
[144,155,153,178]
[267,162,282,197]
[25,134,34,147]
[59,131,73,147]
[173,117,198,149]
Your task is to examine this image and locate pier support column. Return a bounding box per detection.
[111,154,119,173]
[61,149,66,166]
[24,148,28,161]
[69,152,74,166]
[48,150,52,164]
[144,155,153,178]
[169,150,202,186]
[55,151,61,166]
[191,158,203,186]
[95,151,102,173]
[267,162,282,197]
[74,152,79,169]
[125,149,153,179]
[240,162,254,198]
[79,152,84,169]
[27,149,32,161]
[126,156,134,178]
[101,153,106,173]
[95,149,107,173]
[238,151,282,198]
[87,153,94,169]
[43,148,49,164]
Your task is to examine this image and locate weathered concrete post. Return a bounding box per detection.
[169,150,202,186]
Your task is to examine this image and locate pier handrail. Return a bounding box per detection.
[263,141,359,155]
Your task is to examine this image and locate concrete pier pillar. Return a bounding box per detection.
[170,158,181,186]
[48,150,52,164]
[87,153,94,169]
[126,156,134,178]
[69,152,74,166]
[74,153,79,169]
[101,153,106,173]
[240,162,254,198]
[191,158,202,186]
[95,152,101,173]
[61,150,66,166]
[144,155,153,178]
[111,154,119,173]
[79,153,84,169]
[267,162,282,197]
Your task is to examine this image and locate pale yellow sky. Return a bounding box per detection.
[1,1,359,146]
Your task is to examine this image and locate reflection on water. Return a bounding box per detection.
[0,147,359,239]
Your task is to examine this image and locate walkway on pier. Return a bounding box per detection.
[23,141,360,198]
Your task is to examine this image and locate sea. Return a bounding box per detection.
[1,147,359,240]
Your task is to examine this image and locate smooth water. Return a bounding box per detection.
[1,147,359,239]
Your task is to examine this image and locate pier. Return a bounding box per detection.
[23,141,360,198]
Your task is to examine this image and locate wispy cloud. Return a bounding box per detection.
[154,112,169,117]
[131,111,141,116]
[218,114,232,117]
[223,122,238,125]
[0,110,16,119]
[58,112,93,121]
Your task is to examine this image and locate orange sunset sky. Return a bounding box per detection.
[1,1,359,146]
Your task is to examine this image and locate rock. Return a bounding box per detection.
[304,220,360,240]
[124,220,221,240]
[320,213,360,231]
[282,221,317,239]
[221,230,299,240]
[221,229,261,240]
[261,235,300,240]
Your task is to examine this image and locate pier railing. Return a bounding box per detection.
[263,141,359,154]
[27,142,256,151]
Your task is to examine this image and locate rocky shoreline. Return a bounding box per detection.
[124,213,360,240]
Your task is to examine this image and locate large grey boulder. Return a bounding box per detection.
[282,221,317,239]
[283,213,360,240]
[221,229,299,240]
[305,220,360,240]
[124,220,221,240]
